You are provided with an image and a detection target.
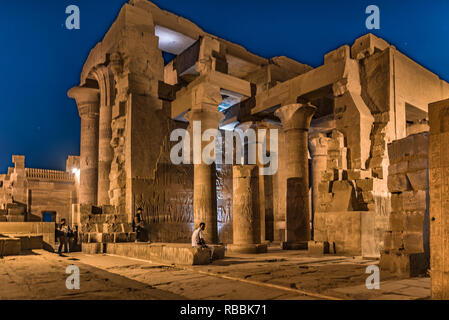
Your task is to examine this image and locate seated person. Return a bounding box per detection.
[191,222,214,261]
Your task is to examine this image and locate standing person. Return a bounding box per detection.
[68,225,79,252]
[133,208,145,242]
[57,218,70,254]
[191,222,214,261]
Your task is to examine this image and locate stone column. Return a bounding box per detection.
[227,165,267,253]
[235,121,269,243]
[185,108,224,244]
[309,134,329,238]
[429,98,449,299]
[94,67,114,206]
[275,103,316,249]
[68,86,100,205]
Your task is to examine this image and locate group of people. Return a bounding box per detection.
[54,209,214,260]
[55,218,78,254]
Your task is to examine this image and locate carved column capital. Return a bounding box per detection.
[309,135,330,158]
[68,86,100,118]
[190,83,223,111]
[275,103,317,131]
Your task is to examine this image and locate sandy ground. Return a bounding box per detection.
[0,248,430,300]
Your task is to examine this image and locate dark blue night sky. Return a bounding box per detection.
[1,0,448,172]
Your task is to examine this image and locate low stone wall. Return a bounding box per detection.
[314,211,377,256]
[380,132,430,277]
[0,222,55,251]
[6,234,43,250]
[96,243,225,265]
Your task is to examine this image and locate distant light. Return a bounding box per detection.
[71,168,80,181]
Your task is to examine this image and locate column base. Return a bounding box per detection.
[226,243,268,254]
[281,241,308,250]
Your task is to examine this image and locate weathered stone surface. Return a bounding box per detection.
[381,132,430,277]
[106,243,224,265]
[380,252,429,277]
[429,99,449,299]
[230,165,266,253]
[308,241,330,255]
[0,222,55,251]
[8,234,43,250]
[82,243,104,254]
[0,237,21,256]
[314,211,375,256]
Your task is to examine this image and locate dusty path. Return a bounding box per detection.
[0,250,314,300]
[0,249,430,300]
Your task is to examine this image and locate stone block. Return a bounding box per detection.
[380,252,429,277]
[7,207,25,216]
[390,231,404,250]
[6,215,25,222]
[402,190,427,211]
[82,243,104,254]
[388,173,412,193]
[406,169,428,191]
[103,223,123,233]
[347,169,372,180]
[318,182,330,193]
[391,193,403,212]
[102,205,116,215]
[408,158,428,172]
[308,241,330,255]
[383,231,393,251]
[332,180,353,192]
[388,161,408,176]
[411,133,429,157]
[314,211,365,256]
[11,235,43,250]
[355,179,375,191]
[403,233,423,253]
[371,166,385,179]
[113,232,128,243]
[0,237,21,256]
[226,243,267,254]
[404,210,425,233]
[128,232,136,242]
[210,245,226,259]
[321,171,335,181]
[389,212,405,231]
[88,232,104,243]
[105,243,224,265]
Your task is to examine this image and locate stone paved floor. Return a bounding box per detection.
[0,247,430,300]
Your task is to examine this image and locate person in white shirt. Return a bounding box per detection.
[191,222,214,261]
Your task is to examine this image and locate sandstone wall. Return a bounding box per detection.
[380,132,430,276]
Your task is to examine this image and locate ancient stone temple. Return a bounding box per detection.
[63,0,449,259]
[0,155,79,224]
